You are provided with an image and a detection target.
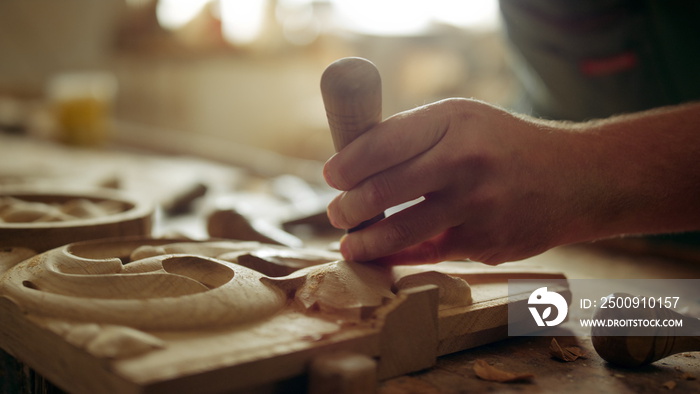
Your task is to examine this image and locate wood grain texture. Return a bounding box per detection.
[0,238,566,393]
[321,57,385,232]
[321,57,382,152]
[376,285,440,379]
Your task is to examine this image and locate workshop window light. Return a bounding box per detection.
[157,0,269,46]
[155,0,500,45]
[219,0,268,45]
[431,0,501,31]
[156,0,210,30]
[328,0,500,35]
[330,0,430,36]
[277,0,321,46]
[156,0,318,47]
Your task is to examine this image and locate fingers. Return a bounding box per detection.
[327,153,449,229]
[340,217,513,266]
[323,103,449,191]
[372,231,464,266]
[338,193,460,262]
[372,230,508,266]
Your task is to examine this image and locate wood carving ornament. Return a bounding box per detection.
[0,238,472,359]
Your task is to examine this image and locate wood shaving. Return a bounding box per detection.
[680,372,696,381]
[549,338,587,362]
[662,380,677,390]
[473,359,533,383]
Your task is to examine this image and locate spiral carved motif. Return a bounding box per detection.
[0,239,291,331]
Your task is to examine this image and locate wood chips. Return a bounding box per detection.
[473,359,534,383]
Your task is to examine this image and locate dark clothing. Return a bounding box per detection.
[499,0,700,121]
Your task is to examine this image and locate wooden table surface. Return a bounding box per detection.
[380,335,700,394]
[3,233,698,393]
[2,135,700,393]
[376,245,700,394]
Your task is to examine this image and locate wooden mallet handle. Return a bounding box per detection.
[321,57,384,232]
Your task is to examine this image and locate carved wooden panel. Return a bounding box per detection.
[0,238,565,393]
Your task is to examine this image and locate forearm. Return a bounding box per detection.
[555,102,700,245]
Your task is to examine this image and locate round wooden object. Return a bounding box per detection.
[0,188,153,252]
[321,57,382,152]
[591,292,700,367]
[321,57,385,232]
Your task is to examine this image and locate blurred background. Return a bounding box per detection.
[0,0,516,166]
[1,0,699,299]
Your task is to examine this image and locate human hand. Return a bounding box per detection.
[323,98,585,265]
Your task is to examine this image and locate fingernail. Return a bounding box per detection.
[326,198,343,229]
[323,155,339,189]
[339,234,354,261]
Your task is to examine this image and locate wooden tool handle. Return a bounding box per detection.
[321,57,384,232]
[591,293,700,367]
[321,57,382,152]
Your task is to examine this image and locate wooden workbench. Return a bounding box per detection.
[376,245,700,394]
[3,245,699,393]
[1,134,699,393]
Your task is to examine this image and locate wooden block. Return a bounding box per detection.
[376,285,439,379]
